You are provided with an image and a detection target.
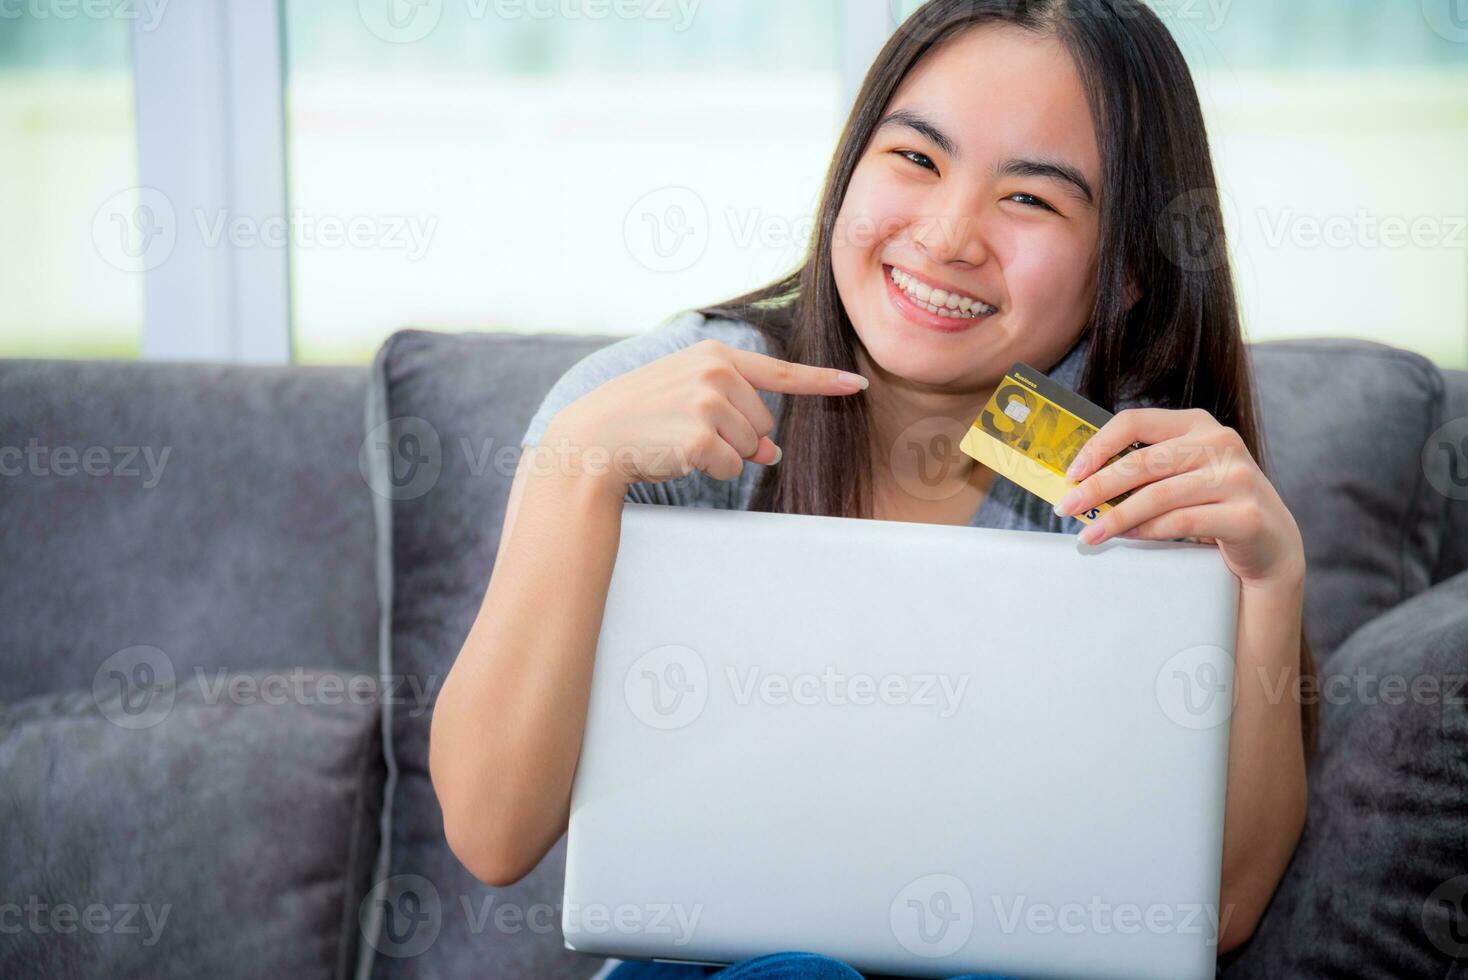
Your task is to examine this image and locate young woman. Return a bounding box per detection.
[431,1,1318,977]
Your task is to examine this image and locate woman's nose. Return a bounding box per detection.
[912,205,992,268]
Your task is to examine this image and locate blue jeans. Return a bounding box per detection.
[606,952,1016,979]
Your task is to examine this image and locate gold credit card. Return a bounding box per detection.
[959,362,1145,525]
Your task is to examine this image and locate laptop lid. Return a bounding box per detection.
[563,502,1238,980]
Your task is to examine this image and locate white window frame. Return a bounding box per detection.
[131,0,292,364]
[128,0,891,364]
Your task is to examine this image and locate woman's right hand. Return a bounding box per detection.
[540,338,870,490]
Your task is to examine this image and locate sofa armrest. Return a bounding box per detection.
[0,668,384,980]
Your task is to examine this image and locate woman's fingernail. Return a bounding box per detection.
[838,371,869,390]
[771,444,782,464]
[1065,458,1083,482]
[1054,490,1081,516]
[1080,523,1105,544]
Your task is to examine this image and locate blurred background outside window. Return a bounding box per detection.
[0,12,140,358]
[2,1,1466,368]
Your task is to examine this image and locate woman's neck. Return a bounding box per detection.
[856,347,998,524]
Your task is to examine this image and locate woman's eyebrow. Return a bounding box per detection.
[997,158,1096,207]
[876,108,957,158]
[878,109,1095,208]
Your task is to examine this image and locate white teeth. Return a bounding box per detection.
[888,266,995,318]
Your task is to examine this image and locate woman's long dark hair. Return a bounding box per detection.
[697,0,1318,756]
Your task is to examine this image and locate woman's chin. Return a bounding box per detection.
[860,342,978,389]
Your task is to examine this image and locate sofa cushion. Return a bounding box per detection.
[0,669,383,980]
[364,327,1450,978]
[1431,367,1468,584]
[1250,341,1447,658]
[1219,567,1468,979]
[0,360,379,703]
[364,330,616,980]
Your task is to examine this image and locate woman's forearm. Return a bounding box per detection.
[430,439,628,886]
[1215,571,1309,952]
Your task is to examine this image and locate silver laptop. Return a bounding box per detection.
[563,502,1238,980]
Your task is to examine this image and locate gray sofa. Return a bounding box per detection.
[1,330,1465,980]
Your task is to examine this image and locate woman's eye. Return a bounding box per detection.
[896,150,937,172]
[1008,192,1056,213]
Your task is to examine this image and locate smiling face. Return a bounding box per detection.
[832,23,1105,392]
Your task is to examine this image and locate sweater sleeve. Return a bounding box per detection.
[519,309,779,508]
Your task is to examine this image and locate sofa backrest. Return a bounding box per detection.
[363,330,616,980]
[1434,367,1468,584]
[0,359,380,703]
[1248,339,1455,658]
[2,334,1459,978]
[362,328,1461,978]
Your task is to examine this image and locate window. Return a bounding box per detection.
[5,2,1465,369]
[1159,0,1468,368]
[284,0,843,363]
[0,10,142,359]
[884,0,1468,369]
